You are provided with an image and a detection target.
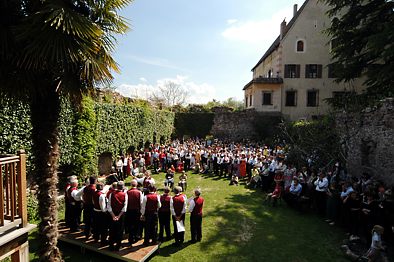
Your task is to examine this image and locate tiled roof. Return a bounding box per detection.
[251,0,310,71]
[243,77,283,90]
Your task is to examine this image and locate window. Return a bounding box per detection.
[296,40,304,52]
[285,91,297,106]
[284,64,300,78]
[305,64,322,78]
[262,92,272,105]
[245,97,248,107]
[307,90,318,107]
[249,95,252,106]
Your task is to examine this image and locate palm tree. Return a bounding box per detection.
[0,0,131,260]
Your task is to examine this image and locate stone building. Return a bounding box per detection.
[243,0,364,120]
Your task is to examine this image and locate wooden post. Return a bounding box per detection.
[10,163,15,222]
[16,150,27,228]
[0,165,4,226]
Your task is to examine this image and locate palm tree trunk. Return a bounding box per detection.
[30,88,63,261]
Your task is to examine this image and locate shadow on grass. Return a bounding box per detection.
[197,179,346,262]
[145,242,192,261]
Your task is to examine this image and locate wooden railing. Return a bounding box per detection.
[0,150,27,230]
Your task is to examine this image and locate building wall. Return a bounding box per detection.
[246,0,365,120]
[336,98,394,186]
[245,84,282,112]
[210,109,282,141]
[253,49,280,79]
[280,0,363,120]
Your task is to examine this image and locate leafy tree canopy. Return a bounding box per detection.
[324,0,394,107]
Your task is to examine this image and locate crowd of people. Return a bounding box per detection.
[65,138,393,261]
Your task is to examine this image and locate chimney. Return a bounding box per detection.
[280,19,287,40]
[293,4,298,17]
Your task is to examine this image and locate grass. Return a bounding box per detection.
[28,171,348,262]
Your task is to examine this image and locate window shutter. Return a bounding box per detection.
[284,65,289,78]
[296,64,300,78]
[317,65,322,78]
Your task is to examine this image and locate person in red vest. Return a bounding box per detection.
[141,185,161,246]
[106,182,117,198]
[170,186,187,246]
[92,182,108,245]
[126,179,143,245]
[64,175,76,228]
[142,170,155,194]
[82,176,97,239]
[158,187,172,242]
[68,178,84,232]
[108,181,128,251]
[188,188,205,243]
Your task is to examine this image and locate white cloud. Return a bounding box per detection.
[127,55,190,72]
[117,75,216,105]
[221,5,296,46]
[139,77,147,82]
[227,19,238,25]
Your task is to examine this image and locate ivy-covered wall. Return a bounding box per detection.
[95,102,174,155]
[0,97,33,172]
[0,95,174,179]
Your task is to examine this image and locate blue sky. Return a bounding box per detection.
[113,0,304,104]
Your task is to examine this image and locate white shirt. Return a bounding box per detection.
[314,177,329,192]
[71,186,85,201]
[341,187,354,198]
[371,232,382,249]
[188,198,197,213]
[116,160,123,170]
[93,191,108,212]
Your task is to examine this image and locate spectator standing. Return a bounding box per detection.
[314,172,329,216]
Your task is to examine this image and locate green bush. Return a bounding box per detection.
[27,192,40,223]
[279,116,344,169]
[73,95,97,179]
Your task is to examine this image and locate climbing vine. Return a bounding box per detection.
[0,94,175,179]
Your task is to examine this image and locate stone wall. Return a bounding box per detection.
[210,109,282,141]
[336,98,394,186]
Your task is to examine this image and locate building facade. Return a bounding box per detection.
[243,0,364,120]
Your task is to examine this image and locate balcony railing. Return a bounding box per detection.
[0,150,27,232]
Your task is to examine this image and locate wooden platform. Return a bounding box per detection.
[58,224,159,262]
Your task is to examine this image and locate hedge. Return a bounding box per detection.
[0,95,174,179]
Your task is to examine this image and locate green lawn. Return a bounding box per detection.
[29,172,348,262]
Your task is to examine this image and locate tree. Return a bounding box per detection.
[149,81,188,108]
[323,0,394,107]
[0,0,131,260]
[222,97,245,111]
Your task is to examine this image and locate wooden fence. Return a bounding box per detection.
[0,150,27,230]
